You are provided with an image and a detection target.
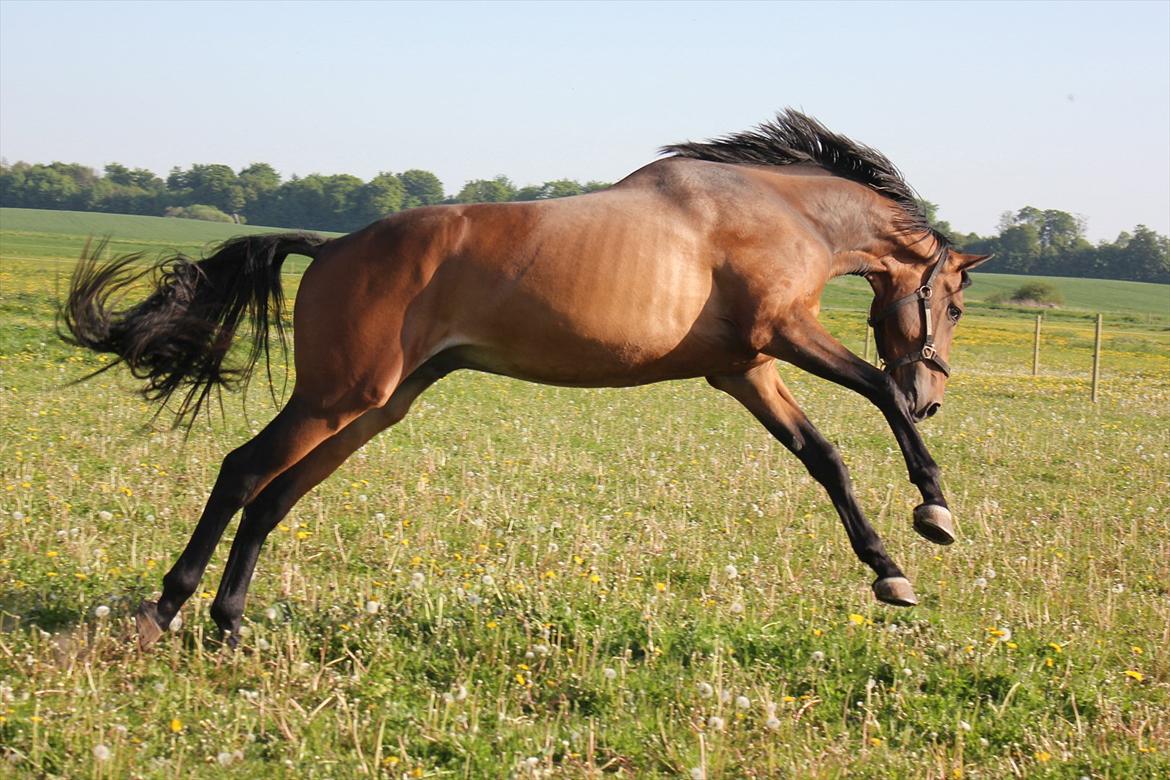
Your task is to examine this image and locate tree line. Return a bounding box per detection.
[1,160,1166,282]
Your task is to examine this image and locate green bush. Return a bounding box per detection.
[1009,281,1064,305]
[163,203,236,223]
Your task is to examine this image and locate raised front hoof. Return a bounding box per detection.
[913,503,955,546]
[873,576,918,607]
[135,600,166,650]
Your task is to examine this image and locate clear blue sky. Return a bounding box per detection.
[2,0,1167,241]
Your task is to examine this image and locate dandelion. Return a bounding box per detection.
[691,768,705,780]
[811,650,825,663]
[1124,670,1144,682]
[735,695,751,710]
[1035,750,1051,763]
[848,613,865,625]
[357,494,368,503]
[729,601,744,614]
[12,511,23,521]
[374,512,386,522]
[365,600,380,615]
[696,682,714,698]
[481,574,495,586]
[169,718,182,734]
[766,715,781,730]
[707,715,725,731]
[603,667,617,680]
[465,592,482,606]
[974,577,988,588]
[959,720,972,732]
[454,684,468,701]
[93,744,111,761]
[1112,582,1125,594]
[869,737,883,746]
[532,643,549,656]
[982,567,996,580]
[94,605,110,618]
[724,563,738,579]
[654,581,667,592]
[98,510,113,521]
[264,607,278,621]
[217,751,234,766]
[411,572,425,588]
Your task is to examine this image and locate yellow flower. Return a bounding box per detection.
[848,613,865,625]
[869,737,882,746]
[486,620,498,630]
[1131,646,1143,655]
[1047,643,1063,654]
[170,718,182,733]
[655,582,667,592]
[296,531,311,540]
[514,673,526,685]
[1035,750,1051,763]
[1124,670,1144,682]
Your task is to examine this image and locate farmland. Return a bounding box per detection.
[0,209,1168,778]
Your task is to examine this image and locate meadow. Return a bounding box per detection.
[0,209,1167,778]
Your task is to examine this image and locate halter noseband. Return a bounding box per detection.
[867,257,956,377]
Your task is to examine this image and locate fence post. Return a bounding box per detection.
[1032,314,1042,376]
[1091,314,1103,403]
[863,324,871,363]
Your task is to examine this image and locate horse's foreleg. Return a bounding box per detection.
[767,316,954,545]
[207,367,447,642]
[708,364,916,605]
[137,396,370,648]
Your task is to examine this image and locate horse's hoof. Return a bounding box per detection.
[913,504,955,545]
[135,600,166,649]
[873,576,918,607]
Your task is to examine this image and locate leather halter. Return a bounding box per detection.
[867,257,957,377]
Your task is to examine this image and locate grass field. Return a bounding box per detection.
[1,209,1168,778]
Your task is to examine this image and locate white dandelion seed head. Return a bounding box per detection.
[113,724,128,736]
[145,514,155,523]
[465,592,481,606]
[374,512,386,522]
[525,756,540,768]
[730,601,744,615]
[735,695,751,709]
[93,744,111,761]
[1112,582,1125,594]
[357,494,368,503]
[94,605,110,619]
[696,682,714,698]
[532,643,549,656]
[724,564,738,580]
[974,577,988,589]
[98,510,113,522]
[707,715,725,730]
[983,567,996,580]
[411,572,425,588]
[454,684,468,701]
[811,650,825,663]
[481,574,495,587]
[217,751,234,766]
[766,716,781,730]
[691,767,706,780]
[365,600,380,615]
[603,667,617,680]
[548,542,559,553]
[11,511,24,521]
[998,627,1012,642]
[886,623,898,633]
[959,720,972,732]
[264,607,278,621]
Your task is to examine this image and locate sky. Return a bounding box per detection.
[1,0,1167,242]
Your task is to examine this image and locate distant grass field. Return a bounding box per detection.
[0,208,1167,778]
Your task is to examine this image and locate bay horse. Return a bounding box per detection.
[62,110,989,648]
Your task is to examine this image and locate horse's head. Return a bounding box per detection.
[867,249,992,422]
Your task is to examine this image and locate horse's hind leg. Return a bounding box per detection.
[137,395,373,648]
[207,366,447,641]
[707,363,916,606]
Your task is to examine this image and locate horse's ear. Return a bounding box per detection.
[951,252,993,272]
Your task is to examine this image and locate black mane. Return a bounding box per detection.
[661,109,950,253]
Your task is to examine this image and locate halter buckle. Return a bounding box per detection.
[921,345,936,360]
[918,285,933,300]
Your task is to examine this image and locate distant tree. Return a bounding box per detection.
[455,175,516,203]
[351,172,406,227]
[165,204,235,222]
[398,169,444,209]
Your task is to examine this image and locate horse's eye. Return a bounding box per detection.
[947,304,963,322]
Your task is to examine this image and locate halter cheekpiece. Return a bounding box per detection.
[867,257,956,377]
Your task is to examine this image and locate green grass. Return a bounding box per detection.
[0,210,1167,778]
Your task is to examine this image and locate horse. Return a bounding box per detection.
[61,110,990,648]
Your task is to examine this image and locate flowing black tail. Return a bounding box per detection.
[60,232,330,427]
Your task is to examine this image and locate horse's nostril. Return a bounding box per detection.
[925,402,941,418]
